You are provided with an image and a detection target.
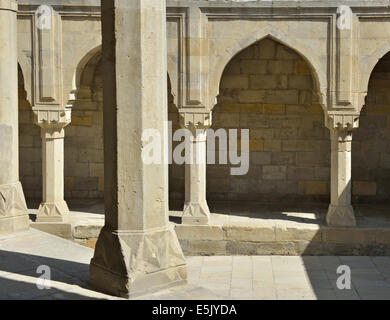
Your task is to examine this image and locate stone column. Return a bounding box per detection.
[89,0,186,298]
[180,111,212,225]
[326,114,358,227]
[33,108,71,222]
[0,0,30,235]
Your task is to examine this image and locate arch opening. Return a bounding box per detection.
[208,38,330,214]
[18,64,42,206]
[352,51,390,205]
[64,50,104,205]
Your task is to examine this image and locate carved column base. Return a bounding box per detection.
[182,201,210,225]
[36,200,69,223]
[326,204,356,227]
[0,182,29,235]
[89,225,187,298]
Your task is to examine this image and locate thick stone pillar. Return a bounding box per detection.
[89,0,186,298]
[33,108,71,222]
[180,112,212,225]
[327,126,356,227]
[0,0,30,235]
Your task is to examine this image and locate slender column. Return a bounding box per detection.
[326,125,356,227]
[180,111,212,225]
[89,0,186,298]
[33,109,71,222]
[0,0,30,235]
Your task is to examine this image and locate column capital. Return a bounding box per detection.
[326,112,360,131]
[179,109,212,132]
[32,107,72,130]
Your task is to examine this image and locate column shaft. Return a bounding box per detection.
[36,127,69,222]
[0,0,29,235]
[326,129,356,227]
[89,0,186,298]
[183,130,211,224]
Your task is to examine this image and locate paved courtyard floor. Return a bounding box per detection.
[0,229,390,300]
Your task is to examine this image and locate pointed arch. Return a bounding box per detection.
[67,45,102,106]
[361,42,390,103]
[17,55,32,105]
[167,57,179,109]
[209,25,327,111]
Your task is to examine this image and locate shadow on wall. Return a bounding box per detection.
[352,51,390,205]
[64,51,104,205]
[18,64,42,205]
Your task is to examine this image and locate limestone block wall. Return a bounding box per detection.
[352,52,390,203]
[168,79,185,209]
[207,39,331,203]
[19,57,105,203]
[16,0,390,208]
[64,56,104,202]
[18,65,42,201]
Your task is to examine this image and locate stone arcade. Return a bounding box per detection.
[1,0,390,297]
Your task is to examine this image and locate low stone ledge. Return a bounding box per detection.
[375,230,390,244]
[174,224,224,241]
[322,228,378,244]
[275,225,322,242]
[27,211,390,256]
[30,222,72,239]
[223,225,276,242]
[179,240,228,256]
[73,224,103,239]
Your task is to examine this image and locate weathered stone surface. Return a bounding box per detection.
[31,222,72,239]
[322,228,377,244]
[89,0,187,298]
[36,201,69,223]
[73,224,103,239]
[90,226,187,298]
[179,239,228,256]
[0,2,29,235]
[175,225,224,241]
[327,205,356,227]
[275,226,322,242]
[224,226,276,242]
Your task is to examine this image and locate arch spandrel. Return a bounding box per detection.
[207,25,328,112]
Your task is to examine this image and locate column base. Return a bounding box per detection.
[0,182,29,235]
[326,204,356,227]
[182,201,210,225]
[89,225,187,298]
[36,200,69,223]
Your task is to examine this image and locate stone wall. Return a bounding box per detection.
[20,59,181,206]
[19,65,42,201]
[168,79,184,209]
[18,56,105,204]
[18,38,390,206]
[207,38,330,203]
[64,54,104,202]
[352,52,390,204]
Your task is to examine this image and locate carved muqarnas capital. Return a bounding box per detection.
[33,107,72,130]
[326,113,359,131]
[179,109,212,132]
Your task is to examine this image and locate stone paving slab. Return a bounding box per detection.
[1,230,390,300]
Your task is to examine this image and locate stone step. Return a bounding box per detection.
[30,209,390,256]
